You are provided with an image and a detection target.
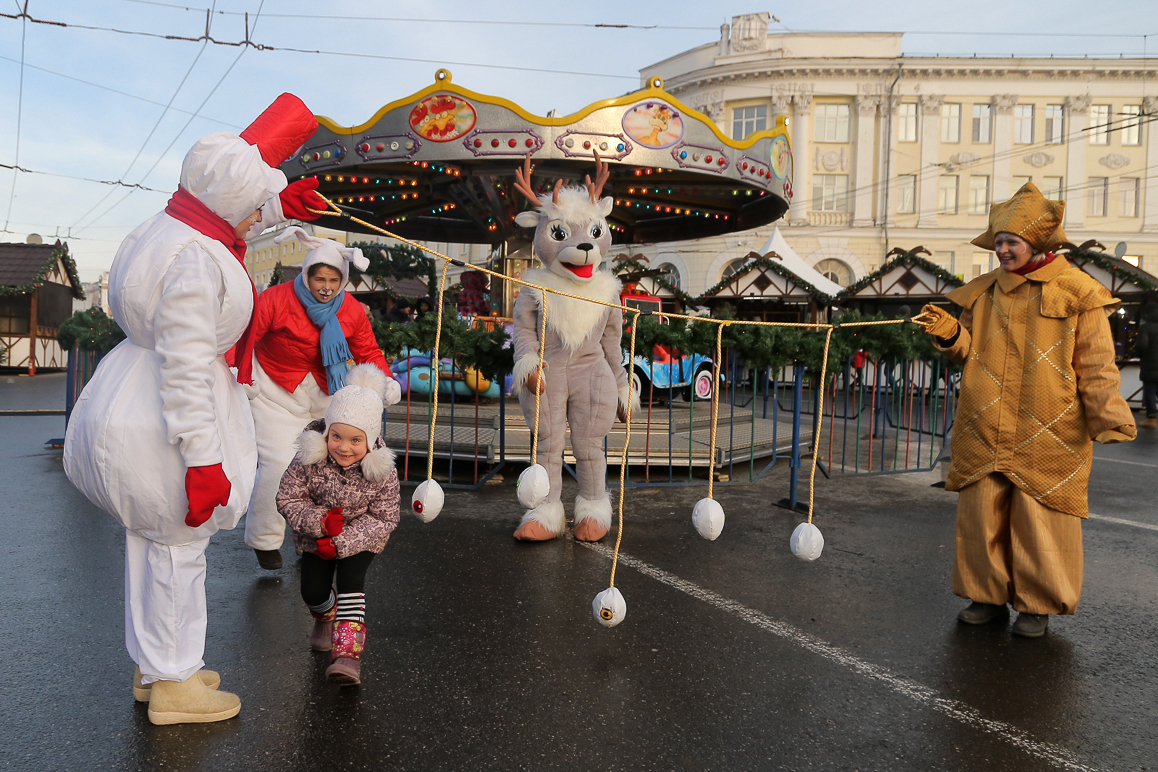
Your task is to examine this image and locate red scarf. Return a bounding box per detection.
[1012,252,1058,276]
[164,186,259,384]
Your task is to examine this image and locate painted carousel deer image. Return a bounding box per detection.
[509,153,637,542]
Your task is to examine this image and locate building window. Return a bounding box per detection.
[972,252,993,278]
[814,104,850,143]
[932,251,956,273]
[1120,178,1140,217]
[0,296,30,334]
[1088,177,1108,216]
[1045,105,1065,144]
[1090,105,1111,145]
[972,104,992,143]
[1042,176,1064,200]
[898,103,918,143]
[1012,175,1033,192]
[938,175,959,214]
[1014,105,1035,144]
[732,105,768,140]
[941,103,961,143]
[968,176,989,215]
[1121,105,1143,146]
[896,174,916,214]
[721,258,752,281]
[656,262,681,290]
[814,259,853,287]
[812,174,849,211]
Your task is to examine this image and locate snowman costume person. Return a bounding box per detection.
[244,228,399,568]
[64,94,321,725]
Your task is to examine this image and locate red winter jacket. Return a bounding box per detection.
[252,282,389,395]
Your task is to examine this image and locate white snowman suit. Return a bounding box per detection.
[64,129,296,685]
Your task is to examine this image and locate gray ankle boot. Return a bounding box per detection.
[1012,612,1049,638]
[957,601,1008,625]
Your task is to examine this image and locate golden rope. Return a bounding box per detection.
[806,326,834,523]
[530,289,548,467]
[608,307,639,589]
[426,259,450,481]
[706,321,727,501]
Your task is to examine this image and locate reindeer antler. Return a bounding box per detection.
[584,150,610,203]
[512,154,539,204]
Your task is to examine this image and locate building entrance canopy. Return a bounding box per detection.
[282,70,792,245]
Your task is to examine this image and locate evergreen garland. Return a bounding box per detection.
[836,252,964,299]
[348,242,438,299]
[695,257,834,304]
[1063,248,1158,292]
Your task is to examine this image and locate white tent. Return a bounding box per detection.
[750,227,843,298]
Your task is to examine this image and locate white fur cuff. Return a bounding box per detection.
[618,382,641,418]
[512,355,541,395]
[574,492,612,530]
[519,500,565,534]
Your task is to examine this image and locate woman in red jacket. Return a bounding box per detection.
[244,227,399,569]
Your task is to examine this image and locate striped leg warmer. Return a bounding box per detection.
[335,593,366,624]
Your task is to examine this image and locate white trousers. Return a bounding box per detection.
[244,360,330,551]
[124,530,210,684]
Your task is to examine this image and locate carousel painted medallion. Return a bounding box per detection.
[409,94,477,142]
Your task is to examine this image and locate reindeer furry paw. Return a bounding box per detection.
[572,492,612,542]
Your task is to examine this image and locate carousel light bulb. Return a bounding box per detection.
[592,586,626,628]
[411,479,444,523]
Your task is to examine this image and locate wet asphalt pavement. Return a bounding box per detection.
[2,372,1156,772]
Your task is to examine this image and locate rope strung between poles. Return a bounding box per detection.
[607,307,640,591]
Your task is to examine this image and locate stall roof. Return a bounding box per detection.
[0,241,83,299]
[1067,250,1158,296]
[836,252,963,301]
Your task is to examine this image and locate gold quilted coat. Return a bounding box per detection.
[935,258,1135,517]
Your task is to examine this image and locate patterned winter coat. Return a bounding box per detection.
[276,419,400,557]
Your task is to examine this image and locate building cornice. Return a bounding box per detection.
[663,58,1158,95]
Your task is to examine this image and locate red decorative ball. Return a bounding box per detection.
[508,138,517,147]
[376,143,385,151]
[525,138,534,147]
[474,139,483,147]
[491,138,500,147]
[583,140,592,149]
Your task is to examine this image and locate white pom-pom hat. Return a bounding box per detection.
[294,364,394,481]
[692,498,724,540]
[275,226,370,286]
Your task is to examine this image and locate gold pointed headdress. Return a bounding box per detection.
[971,181,1067,252]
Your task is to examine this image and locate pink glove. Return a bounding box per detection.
[322,507,344,537]
[184,464,231,528]
[315,537,337,561]
[280,177,327,221]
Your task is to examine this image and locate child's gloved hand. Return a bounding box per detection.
[315,537,337,561]
[322,507,344,536]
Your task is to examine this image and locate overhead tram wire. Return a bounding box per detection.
[3,2,26,233]
[67,4,217,234]
[74,0,265,237]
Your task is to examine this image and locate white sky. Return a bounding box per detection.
[1,0,1154,281]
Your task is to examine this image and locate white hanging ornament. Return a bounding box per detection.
[691,498,725,541]
[516,464,550,509]
[790,522,824,561]
[411,479,444,523]
[592,586,626,628]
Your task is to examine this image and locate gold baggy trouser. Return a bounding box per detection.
[953,473,1084,615]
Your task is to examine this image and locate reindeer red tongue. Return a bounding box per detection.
[563,262,594,278]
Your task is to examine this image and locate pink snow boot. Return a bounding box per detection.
[310,604,337,652]
[326,620,366,686]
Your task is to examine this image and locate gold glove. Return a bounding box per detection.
[912,304,960,340]
[1095,426,1136,444]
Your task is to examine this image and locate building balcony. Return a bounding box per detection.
[807,211,851,227]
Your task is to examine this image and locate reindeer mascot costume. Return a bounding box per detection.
[509,155,636,542]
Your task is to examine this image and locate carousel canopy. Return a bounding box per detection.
[282,70,792,246]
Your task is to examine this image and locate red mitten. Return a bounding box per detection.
[315,537,337,561]
[322,507,344,537]
[185,464,231,528]
[280,177,327,221]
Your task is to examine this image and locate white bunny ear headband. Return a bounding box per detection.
[275,226,369,272]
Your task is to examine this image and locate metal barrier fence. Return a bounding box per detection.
[65,345,102,427]
[385,350,955,498]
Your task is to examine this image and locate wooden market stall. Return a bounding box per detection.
[0,240,84,375]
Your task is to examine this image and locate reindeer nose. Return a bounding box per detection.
[577,243,594,254]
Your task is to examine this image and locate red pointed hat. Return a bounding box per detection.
[239,93,318,167]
